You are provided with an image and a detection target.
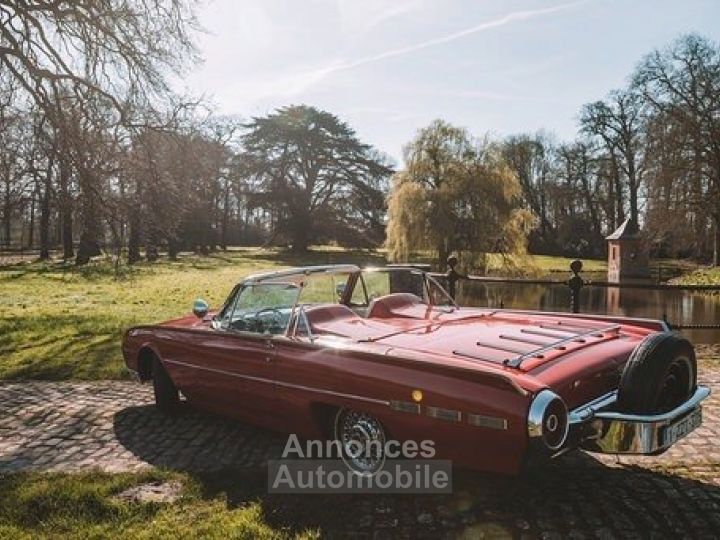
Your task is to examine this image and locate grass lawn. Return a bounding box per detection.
[0,246,609,381]
[669,265,720,287]
[0,470,317,539]
[0,247,384,381]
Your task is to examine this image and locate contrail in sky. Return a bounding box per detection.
[286,0,586,94]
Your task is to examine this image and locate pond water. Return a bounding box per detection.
[456,280,720,343]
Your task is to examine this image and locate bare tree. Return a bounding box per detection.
[0,1,199,125]
[502,132,554,250]
[581,89,646,227]
[634,34,720,264]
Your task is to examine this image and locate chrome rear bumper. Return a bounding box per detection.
[569,386,711,455]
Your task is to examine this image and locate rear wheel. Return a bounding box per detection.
[152,356,180,414]
[618,332,696,415]
[333,409,386,475]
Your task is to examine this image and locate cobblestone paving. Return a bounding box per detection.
[1,363,719,538]
[0,382,286,473]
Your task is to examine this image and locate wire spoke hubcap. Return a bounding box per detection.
[337,410,386,475]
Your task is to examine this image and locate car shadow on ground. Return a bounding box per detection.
[113,404,720,538]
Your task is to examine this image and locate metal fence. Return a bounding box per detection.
[425,257,720,331]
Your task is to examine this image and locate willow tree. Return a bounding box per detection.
[386,120,534,271]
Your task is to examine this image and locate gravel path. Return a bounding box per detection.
[1,360,719,538]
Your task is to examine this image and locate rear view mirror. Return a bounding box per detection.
[193,298,209,319]
[335,283,346,299]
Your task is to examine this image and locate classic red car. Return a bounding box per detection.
[122,265,710,475]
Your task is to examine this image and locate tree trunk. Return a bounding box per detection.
[38,156,53,260]
[27,187,36,249]
[437,240,449,272]
[168,237,180,260]
[611,154,625,225]
[75,172,102,266]
[220,180,230,250]
[127,206,141,264]
[290,212,310,252]
[146,243,159,261]
[146,221,159,262]
[714,211,720,267]
[627,157,639,226]
[2,180,10,249]
[39,184,51,260]
[58,158,74,259]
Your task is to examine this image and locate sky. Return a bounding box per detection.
[176,0,720,165]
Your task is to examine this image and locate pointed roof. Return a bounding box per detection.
[606,218,640,240]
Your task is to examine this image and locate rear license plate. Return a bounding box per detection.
[663,408,702,447]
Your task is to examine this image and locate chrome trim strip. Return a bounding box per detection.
[163,359,390,406]
[468,413,508,430]
[426,406,462,422]
[390,400,421,414]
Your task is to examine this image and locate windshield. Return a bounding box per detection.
[296,271,353,305]
[221,282,300,334]
[351,268,455,309]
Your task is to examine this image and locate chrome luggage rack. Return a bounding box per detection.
[453,322,623,368]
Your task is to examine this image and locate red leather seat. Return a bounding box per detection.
[304,304,360,333]
[366,293,423,319]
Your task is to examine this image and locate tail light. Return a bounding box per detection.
[528,389,569,453]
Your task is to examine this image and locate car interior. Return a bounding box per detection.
[219,269,454,338]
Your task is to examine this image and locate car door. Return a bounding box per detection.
[165,282,296,426]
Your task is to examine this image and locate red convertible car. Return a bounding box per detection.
[122,265,710,475]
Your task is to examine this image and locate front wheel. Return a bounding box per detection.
[152,356,180,414]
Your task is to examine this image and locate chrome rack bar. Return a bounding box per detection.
[452,349,504,364]
[504,324,622,368]
[538,321,614,333]
[475,340,527,355]
[499,334,551,347]
[521,328,575,339]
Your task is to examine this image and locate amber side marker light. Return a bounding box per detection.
[412,390,423,402]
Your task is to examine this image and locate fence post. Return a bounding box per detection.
[568,259,584,314]
[446,255,461,300]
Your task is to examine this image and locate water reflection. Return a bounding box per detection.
[457,281,720,343]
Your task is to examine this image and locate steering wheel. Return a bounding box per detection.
[253,307,284,333]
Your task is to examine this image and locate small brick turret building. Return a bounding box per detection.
[606,218,650,282]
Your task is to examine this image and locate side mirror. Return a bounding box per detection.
[192,298,209,319]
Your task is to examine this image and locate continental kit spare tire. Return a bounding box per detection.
[617,332,696,415]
